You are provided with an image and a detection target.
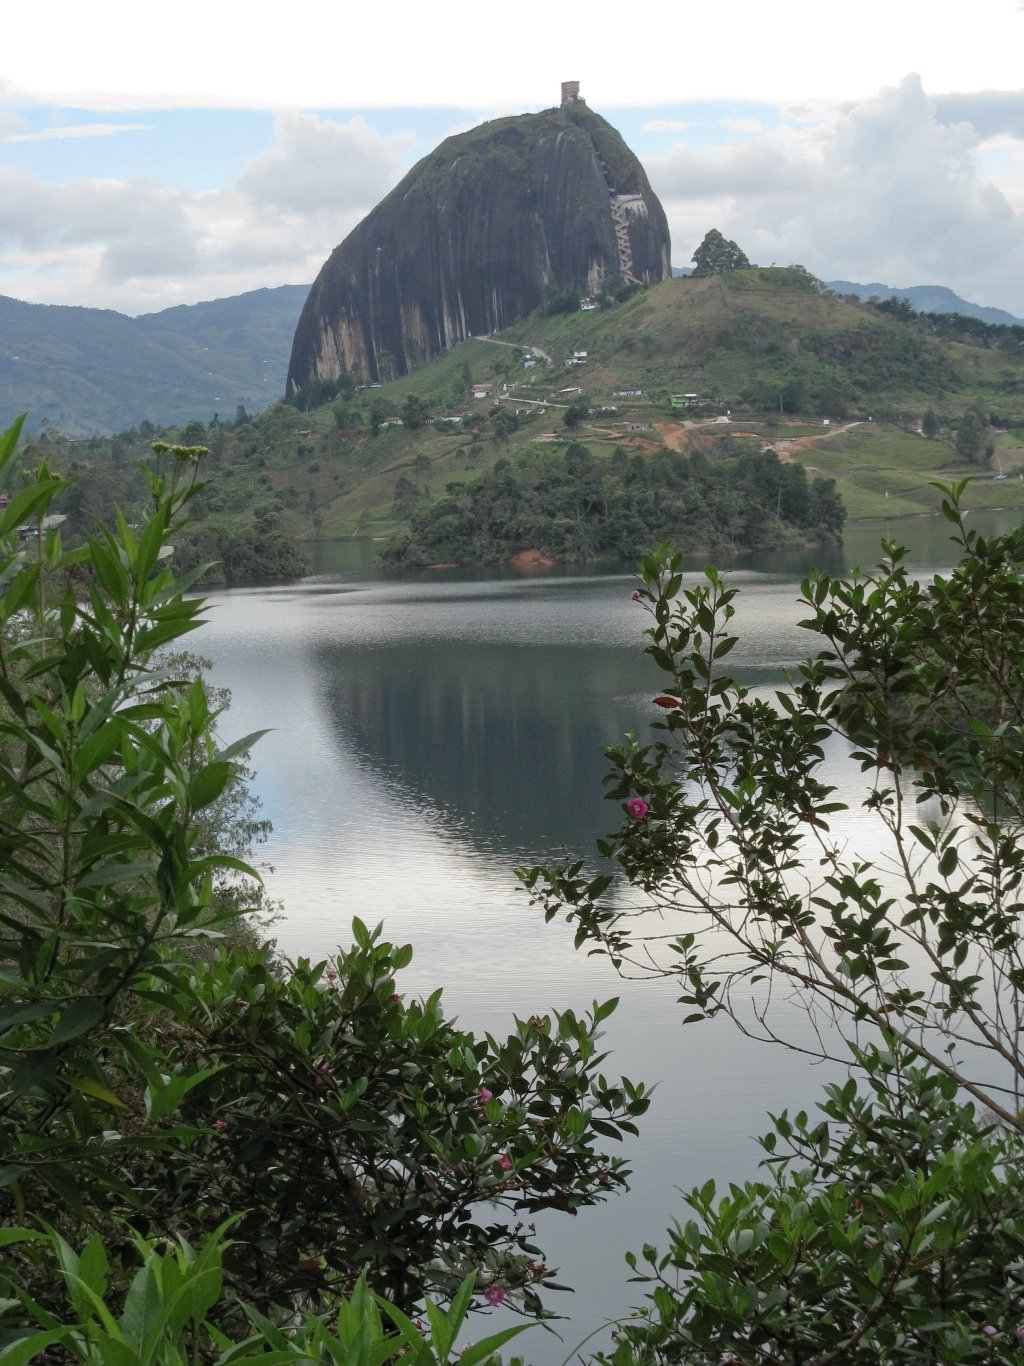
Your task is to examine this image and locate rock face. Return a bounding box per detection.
[286,93,671,389]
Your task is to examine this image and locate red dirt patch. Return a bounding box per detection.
[510,547,557,570]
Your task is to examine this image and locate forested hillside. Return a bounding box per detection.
[19,267,1024,579]
[0,285,307,434]
[383,439,844,567]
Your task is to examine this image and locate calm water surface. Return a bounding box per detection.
[197,511,1019,1360]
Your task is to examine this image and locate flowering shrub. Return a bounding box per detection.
[0,416,648,1342]
[524,495,1024,1360]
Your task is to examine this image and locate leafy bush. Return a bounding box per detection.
[525,486,1024,1358]
[0,1221,531,1365]
[599,1051,1024,1364]
[0,415,648,1348]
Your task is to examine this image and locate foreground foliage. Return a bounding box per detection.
[1,1222,530,1366]
[598,1051,1024,1364]
[526,486,1024,1122]
[0,415,647,1355]
[524,488,1024,1360]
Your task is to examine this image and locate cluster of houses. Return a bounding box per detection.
[370,348,702,436]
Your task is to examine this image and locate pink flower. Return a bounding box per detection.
[483,1284,505,1306]
[213,1119,228,1133]
[325,968,338,982]
[1016,1324,1024,1343]
[498,1153,513,1171]
[982,1324,997,1336]
[626,797,649,819]
[631,589,641,601]
[478,1087,493,1103]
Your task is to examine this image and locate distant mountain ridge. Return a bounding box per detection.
[823,280,1022,326]
[0,285,309,435]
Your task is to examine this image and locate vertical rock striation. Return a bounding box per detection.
[286,93,671,389]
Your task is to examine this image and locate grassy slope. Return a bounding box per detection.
[302,268,1024,532]
[35,269,1024,563]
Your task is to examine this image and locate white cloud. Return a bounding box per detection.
[4,0,1024,109]
[932,90,1024,139]
[0,112,412,312]
[4,69,1024,319]
[643,120,689,133]
[648,75,1024,315]
[0,109,28,138]
[2,122,152,143]
[236,114,412,215]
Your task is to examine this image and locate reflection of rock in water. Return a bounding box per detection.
[310,636,650,861]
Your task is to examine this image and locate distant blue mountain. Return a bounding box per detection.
[0,285,310,435]
[824,281,1023,326]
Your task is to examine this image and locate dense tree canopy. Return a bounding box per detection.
[385,438,844,567]
[691,228,751,276]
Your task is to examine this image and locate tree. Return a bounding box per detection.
[691,228,750,277]
[393,473,422,516]
[922,407,940,438]
[526,491,1024,1121]
[490,406,520,444]
[400,394,431,430]
[564,400,590,430]
[956,409,988,463]
[523,491,1024,1358]
[0,416,648,1335]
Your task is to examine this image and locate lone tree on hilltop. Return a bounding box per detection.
[691,228,750,276]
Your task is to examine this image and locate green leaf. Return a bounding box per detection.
[457,1323,533,1365]
[938,845,959,878]
[0,999,56,1034]
[121,1263,162,1355]
[188,762,230,811]
[50,996,108,1045]
[0,1228,43,1247]
[0,1327,77,1365]
[146,1068,222,1121]
[68,1075,128,1109]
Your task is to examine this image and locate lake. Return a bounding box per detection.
[196,509,1018,1361]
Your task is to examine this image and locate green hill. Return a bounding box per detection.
[20,267,1024,580]
[0,286,308,435]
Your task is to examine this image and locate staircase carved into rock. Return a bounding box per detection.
[596,155,646,284]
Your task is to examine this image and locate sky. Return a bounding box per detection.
[4,0,1024,317]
